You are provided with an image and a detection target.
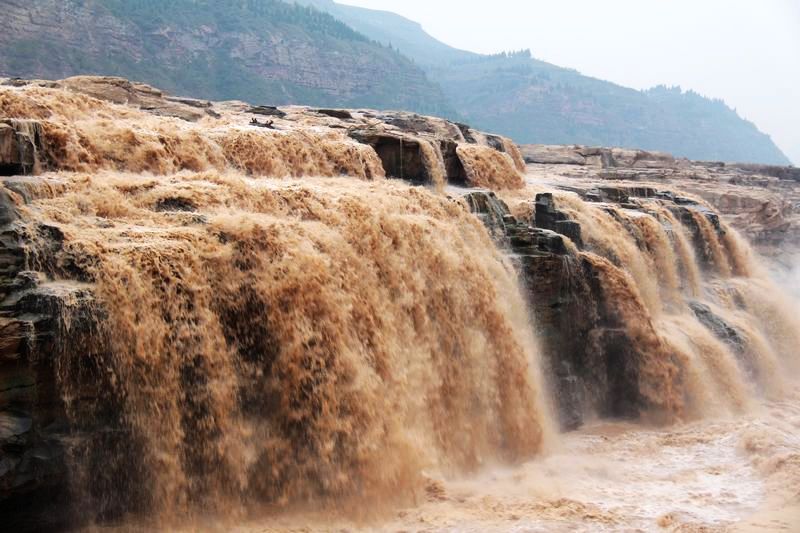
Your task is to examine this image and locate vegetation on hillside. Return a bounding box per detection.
[0,0,453,116]
[304,0,790,164]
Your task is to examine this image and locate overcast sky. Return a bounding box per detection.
[339,0,800,165]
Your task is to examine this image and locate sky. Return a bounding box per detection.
[339,0,800,165]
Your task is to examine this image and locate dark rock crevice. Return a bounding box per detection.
[349,131,432,184]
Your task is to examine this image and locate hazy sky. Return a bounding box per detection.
[339,0,800,164]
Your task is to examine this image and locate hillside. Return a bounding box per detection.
[302,0,791,165]
[0,0,452,115]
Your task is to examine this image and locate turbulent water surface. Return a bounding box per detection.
[1,81,799,532]
[225,385,800,532]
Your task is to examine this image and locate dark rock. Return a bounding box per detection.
[248,106,287,118]
[464,189,680,429]
[455,123,478,143]
[316,109,353,120]
[689,301,753,377]
[534,193,583,248]
[0,120,42,176]
[155,197,197,213]
[440,140,468,185]
[349,130,433,184]
[668,205,725,270]
[462,190,511,242]
[0,278,103,531]
[0,188,19,226]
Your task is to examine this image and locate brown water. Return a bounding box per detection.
[2,84,799,531]
[16,170,552,525]
[230,384,800,532]
[543,191,800,419]
[456,144,524,190]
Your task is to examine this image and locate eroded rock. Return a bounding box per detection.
[0,120,42,176]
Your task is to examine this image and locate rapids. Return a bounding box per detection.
[1,80,799,532]
[19,172,551,522]
[227,384,800,532]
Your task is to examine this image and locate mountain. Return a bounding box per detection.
[300,0,791,165]
[296,0,475,66]
[0,0,452,115]
[0,0,790,165]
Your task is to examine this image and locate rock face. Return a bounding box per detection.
[466,190,660,429]
[0,120,42,176]
[522,144,800,259]
[0,185,97,530]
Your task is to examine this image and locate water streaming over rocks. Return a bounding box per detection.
[1,78,799,532]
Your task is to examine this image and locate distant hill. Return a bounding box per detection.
[300,0,790,165]
[0,0,790,165]
[0,0,453,115]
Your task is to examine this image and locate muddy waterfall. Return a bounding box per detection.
[1,78,799,531]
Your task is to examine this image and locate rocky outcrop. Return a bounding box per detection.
[0,120,42,176]
[521,144,680,170]
[0,185,100,530]
[534,193,583,248]
[523,146,800,258]
[59,76,214,122]
[463,188,687,429]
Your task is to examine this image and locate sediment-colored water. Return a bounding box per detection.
[1,83,798,532]
[227,383,800,532]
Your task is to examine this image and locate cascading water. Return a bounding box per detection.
[1,80,799,532]
[539,190,800,421]
[12,173,552,525]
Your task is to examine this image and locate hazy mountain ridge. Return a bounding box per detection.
[300,0,790,165]
[0,0,790,164]
[0,0,453,114]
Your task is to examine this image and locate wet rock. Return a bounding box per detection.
[248,105,287,118]
[349,130,434,184]
[668,205,724,270]
[0,282,101,531]
[0,182,104,526]
[455,123,478,143]
[469,189,689,429]
[0,413,32,447]
[462,190,511,242]
[0,120,42,176]
[0,188,19,226]
[689,301,753,376]
[534,193,583,248]
[440,140,468,185]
